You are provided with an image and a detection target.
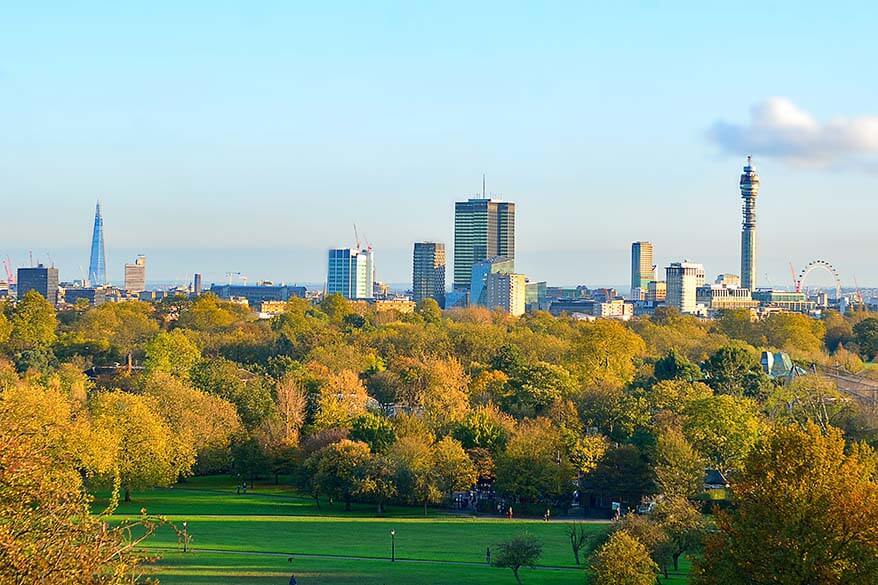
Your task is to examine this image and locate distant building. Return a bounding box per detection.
[525,280,548,312]
[210,283,306,305]
[485,272,526,316]
[665,261,705,314]
[124,255,146,293]
[412,242,446,307]
[18,264,60,305]
[740,157,760,291]
[88,201,107,286]
[593,299,634,320]
[453,197,515,292]
[646,280,667,303]
[470,256,514,307]
[630,241,655,299]
[64,286,107,306]
[696,283,758,312]
[591,288,618,303]
[193,273,203,296]
[715,274,741,288]
[752,290,816,313]
[548,299,597,317]
[327,248,374,299]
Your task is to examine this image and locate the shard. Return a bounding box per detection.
[88,201,107,285]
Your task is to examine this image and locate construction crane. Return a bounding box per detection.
[2,257,14,285]
[225,271,242,285]
[353,223,361,250]
[789,262,799,291]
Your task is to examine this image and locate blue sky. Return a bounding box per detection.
[1,2,876,288]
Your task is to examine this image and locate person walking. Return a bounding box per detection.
[486,547,491,565]
[289,574,297,585]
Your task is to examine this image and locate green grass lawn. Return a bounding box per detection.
[100,476,691,584]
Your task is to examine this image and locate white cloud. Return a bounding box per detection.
[709,98,878,168]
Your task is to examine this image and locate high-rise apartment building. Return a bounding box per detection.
[665,261,705,314]
[485,272,526,317]
[327,248,374,299]
[412,242,446,306]
[470,256,515,306]
[630,241,655,298]
[18,264,60,305]
[740,156,760,291]
[124,255,146,293]
[453,197,515,291]
[193,273,203,296]
[88,201,107,285]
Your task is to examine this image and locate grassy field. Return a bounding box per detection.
[99,476,691,584]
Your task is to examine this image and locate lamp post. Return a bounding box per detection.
[390,529,396,562]
[182,521,189,553]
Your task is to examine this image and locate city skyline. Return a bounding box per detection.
[2,4,877,288]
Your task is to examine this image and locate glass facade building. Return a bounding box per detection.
[412,242,446,306]
[453,198,515,291]
[327,248,374,299]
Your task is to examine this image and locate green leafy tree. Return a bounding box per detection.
[309,439,372,511]
[432,436,477,499]
[191,357,275,428]
[492,532,543,585]
[415,298,442,323]
[683,395,760,472]
[143,330,201,379]
[654,427,705,498]
[764,375,849,432]
[7,290,57,351]
[651,496,704,572]
[580,444,656,509]
[701,345,770,398]
[654,349,701,381]
[350,411,397,453]
[453,403,515,453]
[853,317,878,360]
[695,423,878,585]
[389,434,442,515]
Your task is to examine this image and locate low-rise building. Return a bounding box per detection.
[752,289,816,313]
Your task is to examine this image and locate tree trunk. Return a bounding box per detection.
[345,496,351,512]
[513,567,522,585]
[673,552,681,571]
[124,487,131,502]
[424,500,428,516]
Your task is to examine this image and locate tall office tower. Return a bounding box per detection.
[193,273,203,296]
[327,247,374,299]
[412,242,446,306]
[665,260,705,314]
[453,197,515,291]
[88,201,107,285]
[485,272,527,317]
[630,241,655,299]
[124,255,146,293]
[739,156,760,291]
[18,264,60,305]
[470,256,515,306]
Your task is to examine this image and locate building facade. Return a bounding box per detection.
[210,283,307,305]
[740,156,760,291]
[327,248,374,299]
[18,264,60,305]
[64,286,107,306]
[124,255,146,293]
[412,242,446,306]
[470,256,514,307]
[630,241,655,299]
[485,272,526,316]
[453,198,515,291]
[88,201,107,286]
[665,261,705,314]
[646,280,667,303]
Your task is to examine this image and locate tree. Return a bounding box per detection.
[432,436,477,499]
[191,357,275,428]
[177,293,245,332]
[565,320,646,388]
[654,427,705,498]
[567,522,591,565]
[389,434,442,515]
[276,372,308,445]
[701,345,770,398]
[651,496,704,572]
[415,298,442,323]
[7,290,57,351]
[580,444,656,510]
[495,418,577,506]
[91,390,191,501]
[311,368,370,431]
[763,375,849,432]
[683,395,760,472]
[654,349,701,382]
[758,312,825,356]
[590,530,658,585]
[453,403,515,453]
[695,423,878,585]
[139,372,242,474]
[492,532,543,585]
[613,513,674,578]
[853,317,878,360]
[67,301,158,364]
[0,381,163,583]
[348,411,394,453]
[356,453,397,514]
[823,311,853,353]
[143,330,201,379]
[309,439,372,511]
